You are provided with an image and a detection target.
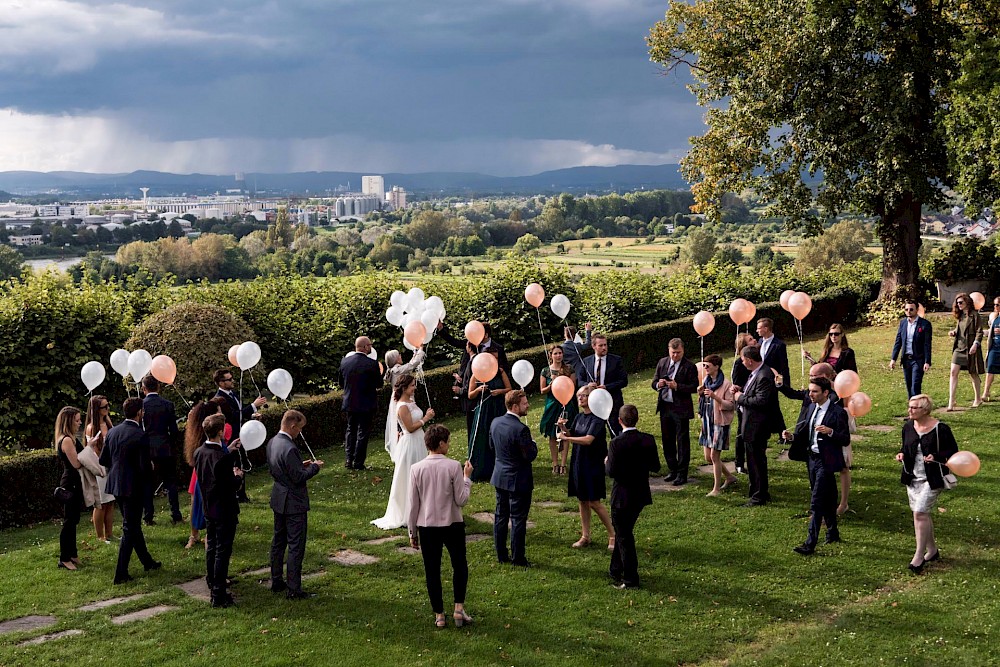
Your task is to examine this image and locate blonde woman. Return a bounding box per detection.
[54,406,84,570]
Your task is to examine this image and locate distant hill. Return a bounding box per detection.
[0,164,688,197]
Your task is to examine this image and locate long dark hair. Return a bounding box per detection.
[184,401,220,466]
[819,324,850,361]
[953,292,973,320]
[84,394,110,440]
[393,374,415,401]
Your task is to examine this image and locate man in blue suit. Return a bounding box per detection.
[582,333,628,436]
[141,376,182,525]
[890,300,933,397]
[101,398,161,584]
[489,390,537,567]
[782,377,850,555]
[339,336,383,470]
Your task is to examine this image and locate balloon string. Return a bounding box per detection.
[247,369,263,399]
[466,390,488,469]
[170,384,192,409]
[796,318,805,380]
[535,307,550,357]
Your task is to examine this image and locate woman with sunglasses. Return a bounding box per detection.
[83,395,115,543]
[803,325,857,373]
[947,293,984,410]
[983,298,1000,402]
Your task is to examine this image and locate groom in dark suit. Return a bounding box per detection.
[101,398,161,585]
[606,405,661,589]
[582,333,628,436]
[141,376,182,525]
[339,336,383,470]
[490,390,537,567]
[889,299,933,397]
[652,338,699,485]
[782,377,850,554]
[734,346,785,506]
[755,318,790,384]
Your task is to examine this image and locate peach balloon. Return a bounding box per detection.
[228,344,240,366]
[834,370,861,399]
[693,310,715,337]
[150,355,177,385]
[551,375,576,406]
[788,292,813,320]
[780,289,795,312]
[847,391,872,417]
[947,450,981,478]
[696,361,709,385]
[471,352,499,384]
[729,298,753,325]
[404,321,427,349]
[464,320,486,346]
[970,292,986,311]
[746,301,757,321]
[525,283,545,308]
[917,303,926,318]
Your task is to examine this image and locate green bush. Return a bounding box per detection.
[0,450,62,529]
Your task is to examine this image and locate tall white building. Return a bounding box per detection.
[388,186,407,211]
[362,175,385,204]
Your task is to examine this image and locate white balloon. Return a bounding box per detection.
[588,387,613,421]
[403,336,416,352]
[110,349,130,377]
[511,359,535,389]
[423,325,435,345]
[368,347,378,361]
[401,312,417,328]
[408,302,426,318]
[386,306,404,327]
[389,290,406,309]
[551,294,572,320]
[405,287,425,311]
[81,361,106,391]
[425,295,445,319]
[239,420,267,451]
[420,309,439,339]
[267,368,293,400]
[127,349,152,381]
[236,341,262,371]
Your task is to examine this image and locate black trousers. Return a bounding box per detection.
[745,433,771,504]
[659,409,691,479]
[734,416,746,469]
[206,516,238,600]
[116,494,156,581]
[271,511,308,593]
[610,505,643,586]
[59,494,82,561]
[418,523,468,614]
[144,455,181,522]
[344,410,374,467]
[494,487,531,564]
[806,456,838,547]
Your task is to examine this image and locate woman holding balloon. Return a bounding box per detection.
[803,324,857,373]
[539,346,578,476]
[468,348,511,483]
[83,395,115,543]
[947,293,984,410]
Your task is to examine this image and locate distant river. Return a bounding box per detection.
[26,255,115,272]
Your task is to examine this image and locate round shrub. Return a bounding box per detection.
[126,302,256,402]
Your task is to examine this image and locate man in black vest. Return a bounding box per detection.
[339,336,382,470]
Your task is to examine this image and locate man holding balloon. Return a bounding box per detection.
[339,337,383,470]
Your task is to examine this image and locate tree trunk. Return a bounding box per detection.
[877,192,922,301]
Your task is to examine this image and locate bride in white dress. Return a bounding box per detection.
[372,374,435,530]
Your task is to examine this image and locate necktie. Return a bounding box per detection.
[809,406,820,450]
[665,362,676,402]
[595,357,603,385]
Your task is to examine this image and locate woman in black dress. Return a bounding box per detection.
[54,406,84,571]
[731,333,756,473]
[558,385,615,550]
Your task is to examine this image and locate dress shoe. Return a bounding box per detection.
[742,501,766,507]
[792,543,816,556]
[58,561,78,571]
[143,519,156,526]
[735,466,745,474]
[497,556,511,565]
[825,534,841,545]
[924,550,941,563]
[671,477,687,487]
[144,560,163,572]
[510,559,531,568]
[270,580,288,593]
[286,590,317,600]
[663,472,678,483]
[211,595,236,608]
[171,516,185,526]
[908,561,925,574]
[114,574,134,585]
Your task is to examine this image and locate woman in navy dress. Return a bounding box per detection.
[558,385,615,550]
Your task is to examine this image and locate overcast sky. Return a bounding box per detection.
[0,0,704,176]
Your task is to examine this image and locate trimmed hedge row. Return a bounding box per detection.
[0,288,860,530]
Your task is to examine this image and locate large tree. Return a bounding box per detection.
[648,0,998,299]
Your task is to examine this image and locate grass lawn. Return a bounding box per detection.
[1,315,998,665]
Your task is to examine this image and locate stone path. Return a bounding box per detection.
[330,549,380,566]
[471,512,536,528]
[697,463,734,475]
[934,406,969,415]
[0,615,56,635]
[859,425,895,433]
[18,629,83,646]
[77,594,149,612]
[363,535,406,546]
[534,501,563,509]
[397,546,421,555]
[850,434,865,442]
[176,578,210,602]
[466,534,490,544]
[110,605,177,625]
[649,477,698,493]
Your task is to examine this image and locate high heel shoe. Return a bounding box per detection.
[908,560,925,574]
[434,614,447,629]
[58,561,77,571]
[185,535,200,549]
[453,609,473,627]
[924,550,941,563]
[571,536,591,548]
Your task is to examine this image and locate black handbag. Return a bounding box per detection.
[53,486,73,503]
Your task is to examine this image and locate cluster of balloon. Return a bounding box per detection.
[947,450,981,477]
[832,369,872,418]
[781,291,813,378]
[692,310,715,359]
[728,299,756,328]
[511,359,535,389]
[588,388,613,421]
[524,283,572,351]
[234,341,262,371]
[969,292,986,311]
[386,288,446,351]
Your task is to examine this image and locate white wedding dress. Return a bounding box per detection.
[372,401,427,530]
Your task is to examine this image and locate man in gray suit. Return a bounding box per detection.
[267,410,323,599]
[489,390,537,567]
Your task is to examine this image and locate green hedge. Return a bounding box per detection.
[0,450,62,529]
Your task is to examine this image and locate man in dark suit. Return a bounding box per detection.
[605,404,661,589]
[489,390,537,567]
[734,346,784,506]
[756,317,790,383]
[339,336,383,470]
[651,338,699,485]
[268,410,323,599]
[100,398,161,585]
[562,323,592,382]
[890,299,933,397]
[141,376,182,525]
[582,333,628,436]
[781,377,850,554]
[193,413,243,607]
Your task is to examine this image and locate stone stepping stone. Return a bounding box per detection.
[933,407,968,415]
[466,534,490,544]
[363,535,406,546]
[110,605,177,625]
[243,567,270,577]
[534,501,563,509]
[777,451,791,462]
[176,578,210,602]
[330,549,380,566]
[302,571,326,581]
[649,477,698,493]
[77,594,149,612]
[18,629,84,646]
[397,546,421,555]
[470,512,536,529]
[0,616,57,635]
[698,463,734,475]
[850,434,866,442]
[859,425,895,433]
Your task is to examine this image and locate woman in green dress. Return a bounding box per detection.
[539,346,577,475]
[467,348,511,482]
[947,293,984,410]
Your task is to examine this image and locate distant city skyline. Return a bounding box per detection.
[0,0,703,176]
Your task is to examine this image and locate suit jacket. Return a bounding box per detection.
[651,356,699,419]
[214,388,255,434]
[142,393,179,459]
[561,330,591,382]
[338,352,382,413]
[735,365,785,444]
[100,420,150,499]
[489,413,537,493]
[787,400,849,470]
[605,429,661,510]
[267,432,320,515]
[193,441,241,521]
[582,353,628,403]
[891,317,933,365]
[760,337,790,382]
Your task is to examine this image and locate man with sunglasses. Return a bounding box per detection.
[890,300,933,397]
